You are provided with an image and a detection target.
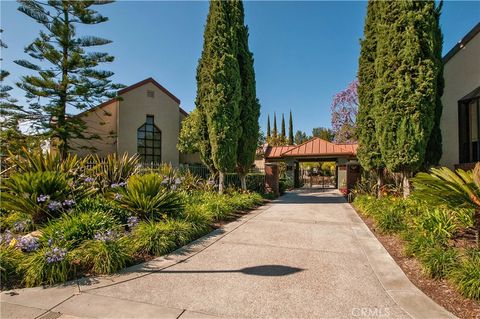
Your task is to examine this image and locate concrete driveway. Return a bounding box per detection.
[1,189,455,319]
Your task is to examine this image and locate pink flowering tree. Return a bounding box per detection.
[330,79,358,143]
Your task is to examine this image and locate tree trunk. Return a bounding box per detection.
[218,171,225,195]
[239,174,247,191]
[402,171,411,198]
[376,168,384,198]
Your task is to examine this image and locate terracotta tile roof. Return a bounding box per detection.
[261,138,358,159]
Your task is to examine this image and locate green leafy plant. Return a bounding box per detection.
[412,164,480,246]
[74,237,131,275]
[116,173,184,221]
[75,197,129,224]
[91,153,140,193]
[1,171,91,224]
[420,247,458,279]
[376,205,405,233]
[451,250,480,300]
[21,247,72,287]
[0,245,24,288]
[129,221,177,256]
[7,147,89,178]
[41,211,120,249]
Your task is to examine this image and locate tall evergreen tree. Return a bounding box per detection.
[288,110,294,145]
[374,1,440,197]
[281,113,286,139]
[232,0,260,190]
[312,127,334,142]
[15,0,122,159]
[272,112,278,139]
[195,0,241,194]
[357,0,385,197]
[424,3,444,167]
[266,114,271,139]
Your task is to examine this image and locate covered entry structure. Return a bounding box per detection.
[256,137,360,193]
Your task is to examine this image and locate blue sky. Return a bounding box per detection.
[1,1,479,135]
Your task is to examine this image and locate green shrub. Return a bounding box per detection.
[179,207,213,238]
[21,246,72,287]
[129,221,177,256]
[420,247,458,279]
[403,231,437,257]
[415,208,457,244]
[279,178,287,195]
[1,171,91,224]
[73,237,131,275]
[376,205,406,234]
[75,197,129,224]
[451,250,480,300]
[41,211,120,249]
[0,245,24,288]
[116,174,184,221]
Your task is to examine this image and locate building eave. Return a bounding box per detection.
[443,22,480,64]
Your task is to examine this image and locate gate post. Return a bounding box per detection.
[265,163,279,197]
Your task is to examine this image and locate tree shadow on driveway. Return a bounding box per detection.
[158,265,305,277]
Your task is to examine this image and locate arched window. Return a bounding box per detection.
[137,115,161,163]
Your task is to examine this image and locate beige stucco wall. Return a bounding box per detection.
[440,33,480,168]
[117,82,180,166]
[70,100,118,157]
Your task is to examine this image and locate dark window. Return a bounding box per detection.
[137,115,161,163]
[459,96,480,164]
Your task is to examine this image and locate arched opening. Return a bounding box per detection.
[137,115,161,163]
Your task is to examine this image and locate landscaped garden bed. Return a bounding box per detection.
[352,194,480,319]
[0,151,266,289]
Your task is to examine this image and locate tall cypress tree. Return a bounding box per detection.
[15,1,122,159]
[273,112,278,139]
[374,1,439,197]
[267,114,271,139]
[288,110,294,145]
[424,3,444,167]
[196,0,241,194]
[281,113,286,139]
[357,0,385,197]
[232,0,260,190]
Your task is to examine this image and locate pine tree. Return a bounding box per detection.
[273,112,278,139]
[281,113,286,139]
[424,3,444,167]
[374,1,439,197]
[357,0,385,196]
[195,0,241,193]
[267,114,271,139]
[15,1,122,159]
[232,0,260,190]
[288,110,294,145]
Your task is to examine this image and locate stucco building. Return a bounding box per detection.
[440,23,480,169]
[70,77,200,166]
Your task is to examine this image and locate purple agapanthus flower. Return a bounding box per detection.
[47,238,53,247]
[37,194,50,203]
[84,177,95,183]
[0,230,13,245]
[13,221,28,232]
[118,182,127,187]
[114,193,122,200]
[127,216,139,228]
[111,183,120,188]
[16,236,39,252]
[48,200,62,211]
[45,247,67,263]
[94,230,117,242]
[62,199,76,209]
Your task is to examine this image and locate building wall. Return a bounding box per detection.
[440,32,480,168]
[70,100,119,157]
[117,82,180,166]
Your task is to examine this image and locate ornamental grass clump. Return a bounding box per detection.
[116,173,184,221]
[0,245,24,288]
[451,250,480,300]
[419,247,458,279]
[21,246,71,287]
[74,235,131,275]
[130,221,177,256]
